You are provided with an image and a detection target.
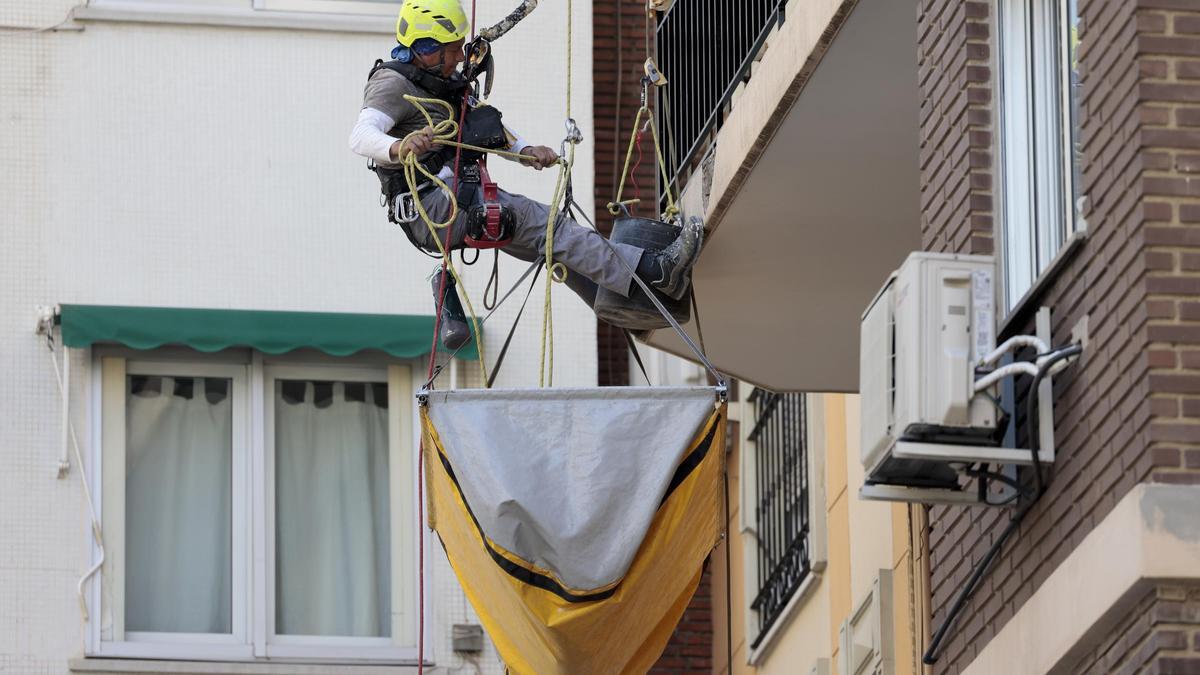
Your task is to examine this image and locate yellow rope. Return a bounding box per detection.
[536,0,576,387]
[608,3,678,220]
[538,141,573,387]
[396,94,535,385]
[607,104,679,219]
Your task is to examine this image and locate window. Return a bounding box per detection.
[742,389,813,651]
[997,0,1083,311]
[84,0,399,18]
[91,352,420,663]
[253,0,400,16]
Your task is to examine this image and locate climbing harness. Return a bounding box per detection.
[464,161,513,248]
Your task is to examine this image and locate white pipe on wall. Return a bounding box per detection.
[59,351,71,478]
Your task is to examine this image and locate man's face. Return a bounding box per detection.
[415,39,466,78]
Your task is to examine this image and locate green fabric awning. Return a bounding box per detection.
[59,304,479,360]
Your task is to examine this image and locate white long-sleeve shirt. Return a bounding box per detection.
[349,105,531,181]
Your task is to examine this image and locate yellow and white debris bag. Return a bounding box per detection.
[420,386,725,674]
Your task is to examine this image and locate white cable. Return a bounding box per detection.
[0,5,80,34]
[973,361,1038,392]
[47,336,106,622]
[973,343,1083,393]
[976,335,1049,368]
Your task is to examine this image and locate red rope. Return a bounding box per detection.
[420,5,479,670]
[630,128,646,215]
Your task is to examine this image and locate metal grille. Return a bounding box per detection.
[656,0,786,199]
[747,388,810,647]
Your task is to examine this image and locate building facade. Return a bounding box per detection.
[634,0,1200,673]
[921,0,1200,672]
[0,1,598,673]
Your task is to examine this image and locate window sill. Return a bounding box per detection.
[746,570,821,667]
[999,229,1087,337]
[73,2,393,34]
[70,659,433,675]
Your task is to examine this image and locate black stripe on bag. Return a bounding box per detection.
[659,416,720,508]
[435,449,617,604]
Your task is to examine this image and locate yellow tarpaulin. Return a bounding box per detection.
[421,403,725,674]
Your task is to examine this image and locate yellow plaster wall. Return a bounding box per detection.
[844,396,896,607]
[713,393,924,675]
[712,419,748,675]
[824,395,852,665]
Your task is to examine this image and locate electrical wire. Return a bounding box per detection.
[45,333,106,626]
[922,343,1082,664]
[0,5,79,34]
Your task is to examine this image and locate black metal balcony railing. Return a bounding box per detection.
[747,388,810,648]
[656,0,787,197]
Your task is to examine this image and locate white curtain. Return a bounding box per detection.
[274,380,391,638]
[126,376,232,634]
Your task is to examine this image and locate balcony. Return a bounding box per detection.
[645,0,921,392]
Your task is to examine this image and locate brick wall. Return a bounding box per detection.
[918,0,995,257]
[918,0,1200,672]
[648,567,715,674]
[1070,584,1200,675]
[593,0,662,387]
[1140,2,1200,487]
[592,3,714,671]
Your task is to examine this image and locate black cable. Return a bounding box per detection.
[964,466,1028,496]
[722,456,734,675]
[922,344,1082,665]
[483,250,500,311]
[622,328,651,385]
[485,263,543,389]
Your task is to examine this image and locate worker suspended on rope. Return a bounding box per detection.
[348,0,703,321]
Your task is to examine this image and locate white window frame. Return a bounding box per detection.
[86,0,399,14]
[93,357,254,661]
[996,0,1082,313]
[254,0,400,16]
[86,349,426,665]
[261,361,418,661]
[75,0,399,32]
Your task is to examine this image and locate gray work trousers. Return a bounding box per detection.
[403,187,643,307]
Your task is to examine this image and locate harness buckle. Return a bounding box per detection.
[394,192,419,224]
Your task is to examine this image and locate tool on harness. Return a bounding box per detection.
[431,266,472,351]
[462,37,495,97]
[455,104,508,161]
[464,161,513,249]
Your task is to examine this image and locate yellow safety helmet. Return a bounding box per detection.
[395,0,470,47]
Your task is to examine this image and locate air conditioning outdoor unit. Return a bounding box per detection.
[859,252,1061,505]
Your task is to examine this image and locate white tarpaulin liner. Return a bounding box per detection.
[424,386,717,591]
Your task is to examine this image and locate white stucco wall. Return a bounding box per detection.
[0,1,595,672]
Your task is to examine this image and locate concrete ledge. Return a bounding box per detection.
[697,0,859,231]
[961,484,1200,675]
[70,659,433,674]
[74,2,392,34]
[748,571,823,666]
